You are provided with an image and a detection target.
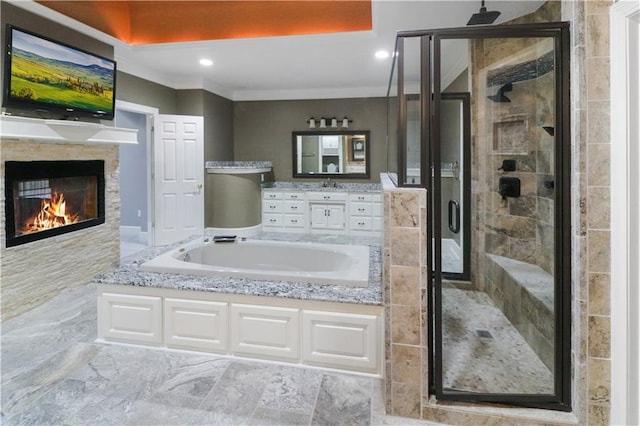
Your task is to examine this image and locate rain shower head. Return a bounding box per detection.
[467,1,501,25]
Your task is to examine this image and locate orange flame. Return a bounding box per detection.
[22,192,80,234]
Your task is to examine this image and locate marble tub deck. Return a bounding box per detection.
[0,283,443,426]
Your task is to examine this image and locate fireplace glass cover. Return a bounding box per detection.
[5,161,105,247]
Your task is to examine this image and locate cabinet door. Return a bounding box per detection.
[326,205,345,230]
[310,204,329,229]
[98,292,162,344]
[164,298,228,352]
[302,310,380,374]
[230,304,300,362]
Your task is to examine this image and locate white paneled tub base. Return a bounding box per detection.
[97,285,383,376]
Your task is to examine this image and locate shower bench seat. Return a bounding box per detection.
[486,254,554,370]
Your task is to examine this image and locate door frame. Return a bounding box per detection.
[610,1,640,424]
[115,100,159,246]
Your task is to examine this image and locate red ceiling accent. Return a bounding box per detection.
[37,1,373,45]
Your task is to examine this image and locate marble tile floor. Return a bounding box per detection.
[1,283,443,426]
[120,239,148,260]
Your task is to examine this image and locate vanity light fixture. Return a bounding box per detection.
[199,58,213,66]
[307,116,352,129]
[375,50,390,59]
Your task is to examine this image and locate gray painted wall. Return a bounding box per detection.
[117,72,178,114]
[233,98,387,183]
[117,110,148,231]
[177,89,234,162]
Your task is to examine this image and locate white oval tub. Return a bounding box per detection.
[139,239,370,287]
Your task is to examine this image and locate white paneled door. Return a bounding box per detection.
[153,115,204,246]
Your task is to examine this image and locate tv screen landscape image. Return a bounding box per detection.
[3,25,116,120]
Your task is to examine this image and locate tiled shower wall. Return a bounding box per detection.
[562,0,613,423]
[0,140,120,321]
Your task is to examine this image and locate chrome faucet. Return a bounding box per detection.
[323,178,337,188]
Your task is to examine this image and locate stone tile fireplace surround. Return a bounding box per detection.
[0,116,136,321]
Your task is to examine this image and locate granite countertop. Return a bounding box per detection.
[205,161,272,169]
[263,182,382,193]
[95,233,382,306]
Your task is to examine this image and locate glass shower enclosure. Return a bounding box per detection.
[387,22,571,410]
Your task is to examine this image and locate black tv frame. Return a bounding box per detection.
[2,24,117,121]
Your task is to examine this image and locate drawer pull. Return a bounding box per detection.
[270,219,276,223]
[323,195,330,200]
[358,208,365,212]
[358,196,365,200]
[291,219,298,223]
[359,222,365,226]
[291,206,298,210]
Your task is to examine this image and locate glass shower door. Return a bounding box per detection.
[429,25,571,409]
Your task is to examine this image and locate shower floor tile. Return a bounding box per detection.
[441,287,554,395]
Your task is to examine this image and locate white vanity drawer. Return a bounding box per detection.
[283,192,304,200]
[349,193,372,202]
[263,191,282,200]
[350,216,373,230]
[284,200,305,212]
[307,192,347,202]
[263,213,283,227]
[284,214,305,228]
[262,200,283,213]
[351,202,372,216]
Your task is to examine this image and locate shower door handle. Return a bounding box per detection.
[448,199,460,234]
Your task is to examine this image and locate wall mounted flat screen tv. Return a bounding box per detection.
[3,25,116,120]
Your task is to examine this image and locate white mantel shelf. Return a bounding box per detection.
[0,115,138,145]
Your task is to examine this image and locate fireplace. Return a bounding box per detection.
[4,160,105,247]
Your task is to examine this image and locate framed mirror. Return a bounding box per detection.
[292,130,370,178]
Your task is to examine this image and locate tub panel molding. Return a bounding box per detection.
[95,284,384,376]
[164,298,229,352]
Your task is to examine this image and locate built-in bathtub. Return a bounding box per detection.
[139,238,370,288]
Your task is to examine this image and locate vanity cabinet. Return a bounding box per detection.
[348,193,383,235]
[262,188,382,237]
[307,192,347,233]
[262,191,307,233]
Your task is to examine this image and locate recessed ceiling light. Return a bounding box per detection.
[375,50,390,59]
[199,58,213,66]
